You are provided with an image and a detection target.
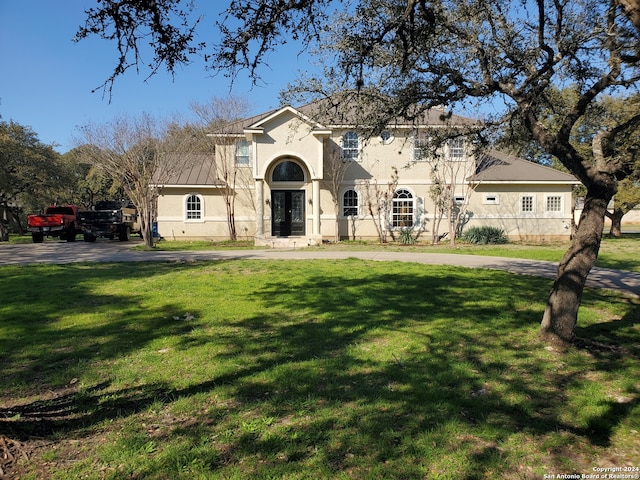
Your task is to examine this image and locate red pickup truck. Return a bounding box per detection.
[27,205,83,243]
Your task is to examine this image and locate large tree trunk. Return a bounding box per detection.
[540,192,611,345]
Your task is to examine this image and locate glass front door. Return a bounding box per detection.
[271,190,305,236]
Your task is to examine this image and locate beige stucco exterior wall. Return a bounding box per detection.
[156,186,257,241]
[251,109,325,181]
[467,184,574,241]
[155,107,576,243]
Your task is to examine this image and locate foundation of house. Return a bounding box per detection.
[254,235,322,249]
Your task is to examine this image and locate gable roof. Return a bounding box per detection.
[294,96,479,128]
[247,105,329,131]
[162,154,224,187]
[470,150,579,184]
[210,95,479,136]
[209,109,280,136]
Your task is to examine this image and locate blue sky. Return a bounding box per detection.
[0,1,309,153]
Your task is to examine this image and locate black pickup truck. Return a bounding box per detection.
[79,201,140,242]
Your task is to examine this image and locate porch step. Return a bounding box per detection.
[255,236,313,249]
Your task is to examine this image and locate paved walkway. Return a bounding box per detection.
[2,240,640,298]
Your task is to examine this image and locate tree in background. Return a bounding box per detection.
[587,95,640,237]
[0,120,66,239]
[190,96,254,241]
[78,0,640,346]
[61,147,127,208]
[607,178,640,236]
[78,113,199,248]
[501,91,640,238]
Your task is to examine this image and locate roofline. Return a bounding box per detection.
[206,132,245,138]
[154,183,226,188]
[246,105,327,130]
[472,180,581,185]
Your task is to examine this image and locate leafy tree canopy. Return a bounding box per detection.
[77,0,640,345]
[0,120,69,235]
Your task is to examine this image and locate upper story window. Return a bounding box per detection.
[392,188,415,228]
[413,130,429,161]
[380,130,394,145]
[342,189,359,217]
[272,161,305,182]
[186,194,202,220]
[447,137,465,160]
[342,131,360,160]
[235,139,250,165]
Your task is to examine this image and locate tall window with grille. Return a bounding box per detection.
[392,189,415,227]
[413,130,429,161]
[186,194,202,220]
[235,140,250,165]
[342,131,359,160]
[342,189,359,217]
[447,137,464,160]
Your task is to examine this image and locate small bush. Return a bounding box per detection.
[461,226,508,244]
[398,227,417,245]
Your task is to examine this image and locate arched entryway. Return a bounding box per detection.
[269,159,307,237]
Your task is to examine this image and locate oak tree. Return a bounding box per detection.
[77,113,199,248]
[78,0,640,345]
[0,121,64,239]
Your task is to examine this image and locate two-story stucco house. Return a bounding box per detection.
[156,99,579,245]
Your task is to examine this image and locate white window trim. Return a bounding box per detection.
[235,140,251,166]
[413,130,429,162]
[447,138,465,161]
[483,194,500,205]
[185,193,205,222]
[341,131,361,161]
[520,194,536,214]
[544,194,563,213]
[391,187,417,228]
[380,130,395,145]
[341,188,360,218]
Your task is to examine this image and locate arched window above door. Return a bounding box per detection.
[272,161,304,182]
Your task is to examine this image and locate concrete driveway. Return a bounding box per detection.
[2,239,639,298]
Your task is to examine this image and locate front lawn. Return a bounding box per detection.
[143,234,640,272]
[1,260,638,479]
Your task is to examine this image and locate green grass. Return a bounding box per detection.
[1,259,638,479]
[328,234,640,272]
[146,234,640,272]
[140,238,258,251]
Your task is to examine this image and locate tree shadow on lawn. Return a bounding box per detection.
[0,262,205,396]
[1,260,638,477]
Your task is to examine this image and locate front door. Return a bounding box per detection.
[272,190,305,236]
